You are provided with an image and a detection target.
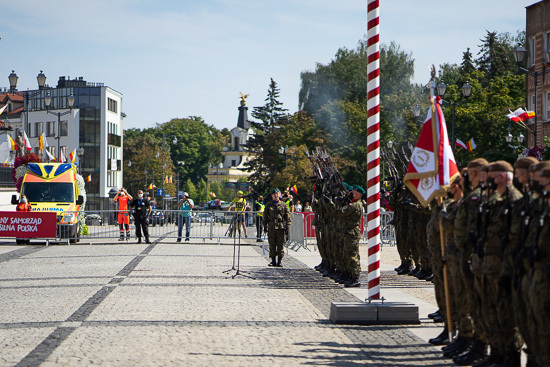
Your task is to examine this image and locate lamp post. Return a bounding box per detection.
[9,70,48,140]
[76,147,85,173]
[436,81,472,153]
[505,124,525,149]
[44,92,75,161]
[161,134,177,209]
[513,46,550,147]
[413,104,421,122]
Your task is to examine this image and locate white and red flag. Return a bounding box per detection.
[23,131,32,152]
[404,96,460,207]
[506,108,535,122]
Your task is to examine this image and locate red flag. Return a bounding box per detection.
[403,96,459,207]
[291,185,298,194]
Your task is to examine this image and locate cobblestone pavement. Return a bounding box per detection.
[0,242,454,367]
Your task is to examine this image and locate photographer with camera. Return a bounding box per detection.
[177,192,194,242]
[114,188,133,241]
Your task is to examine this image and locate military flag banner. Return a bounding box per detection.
[403,96,459,207]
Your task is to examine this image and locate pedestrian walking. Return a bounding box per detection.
[130,190,152,244]
[263,188,291,267]
[114,188,132,241]
[177,192,194,242]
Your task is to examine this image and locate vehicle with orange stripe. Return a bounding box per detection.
[12,163,84,242]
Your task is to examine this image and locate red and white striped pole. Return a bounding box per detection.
[366,0,381,300]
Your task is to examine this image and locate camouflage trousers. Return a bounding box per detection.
[526,265,550,366]
[341,228,361,280]
[267,229,285,258]
[446,252,471,337]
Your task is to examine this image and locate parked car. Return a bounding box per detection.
[85,212,103,226]
[149,210,165,226]
[192,212,211,223]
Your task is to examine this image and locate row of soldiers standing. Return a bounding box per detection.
[410,157,550,367]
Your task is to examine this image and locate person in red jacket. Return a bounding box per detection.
[16,195,31,244]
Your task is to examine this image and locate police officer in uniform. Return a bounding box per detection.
[263,188,291,267]
[130,190,152,244]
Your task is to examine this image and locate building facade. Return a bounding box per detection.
[205,100,253,189]
[20,76,124,210]
[525,0,550,147]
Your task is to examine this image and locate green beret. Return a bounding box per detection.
[343,182,352,191]
[271,188,280,194]
[352,185,366,194]
[488,160,513,173]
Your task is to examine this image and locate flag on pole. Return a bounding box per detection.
[455,139,468,151]
[8,135,16,151]
[23,131,32,152]
[38,133,49,150]
[0,105,8,115]
[466,138,476,152]
[290,185,298,194]
[60,150,66,163]
[506,108,535,122]
[148,183,156,190]
[45,149,55,162]
[86,174,92,182]
[403,96,460,207]
[169,176,173,184]
[68,149,76,163]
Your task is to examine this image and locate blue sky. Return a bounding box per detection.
[0,0,529,131]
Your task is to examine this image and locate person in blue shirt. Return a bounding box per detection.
[177,192,194,242]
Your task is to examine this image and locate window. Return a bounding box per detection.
[34,122,43,138]
[528,37,536,67]
[544,32,550,62]
[47,121,56,137]
[231,159,236,167]
[546,91,550,120]
[108,98,117,113]
[60,121,68,136]
[529,95,536,113]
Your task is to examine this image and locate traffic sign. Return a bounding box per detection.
[157,189,164,196]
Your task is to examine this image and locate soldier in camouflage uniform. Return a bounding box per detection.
[263,188,291,267]
[474,161,523,366]
[427,175,462,345]
[448,158,488,364]
[515,161,550,366]
[391,183,414,274]
[528,165,550,366]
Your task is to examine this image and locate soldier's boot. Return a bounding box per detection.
[428,309,441,319]
[472,348,503,367]
[276,256,283,267]
[442,335,467,357]
[330,270,342,281]
[344,277,361,288]
[453,339,487,366]
[428,325,449,346]
[322,267,334,277]
[394,261,405,272]
[397,264,413,275]
[268,257,276,266]
[408,266,421,276]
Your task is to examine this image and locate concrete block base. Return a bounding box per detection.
[330,301,420,325]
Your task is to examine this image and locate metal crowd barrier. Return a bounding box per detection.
[4,209,396,246]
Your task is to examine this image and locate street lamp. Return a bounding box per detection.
[76,147,85,173]
[513,45,550,147]
[8,70,18,94]
[45,92,75,161]
[10,71,48,139]
[413,104,421,121]
[437,81,472,152]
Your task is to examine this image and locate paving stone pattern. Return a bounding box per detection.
[0,243,453,366]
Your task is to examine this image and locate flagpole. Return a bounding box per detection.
[366,0,381,300]
[430,69,454,342]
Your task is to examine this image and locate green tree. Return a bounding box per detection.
[244,79,290,194]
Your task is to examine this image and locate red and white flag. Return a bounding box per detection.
[455,139,468,151]
[23,131,32,152]
[506,108,534,122]
[404,96,460,207]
